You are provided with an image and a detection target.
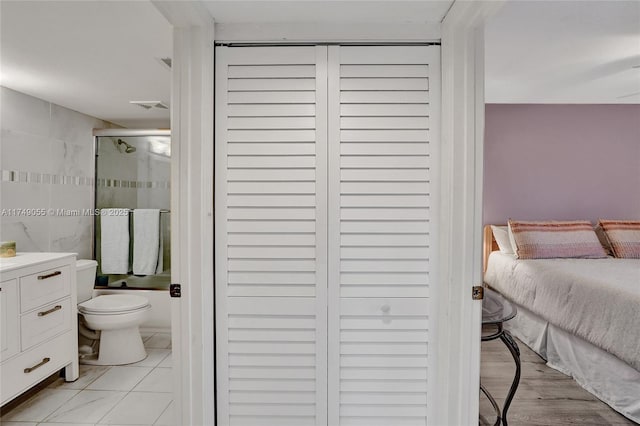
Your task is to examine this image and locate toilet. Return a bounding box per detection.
[76,259,151,365]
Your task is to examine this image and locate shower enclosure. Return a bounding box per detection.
[92,129,171,330]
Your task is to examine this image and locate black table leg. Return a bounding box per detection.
[499,330,521,426]
[480,382,502,426]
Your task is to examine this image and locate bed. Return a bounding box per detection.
[483,225,640,423]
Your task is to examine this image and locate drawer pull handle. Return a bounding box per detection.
[38,305,62,317]
[38,271,62,280]
[24,357,51,373]
[381,304,391,313]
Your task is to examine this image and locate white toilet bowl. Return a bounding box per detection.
[76,260,152,365]
[78,293,151,365]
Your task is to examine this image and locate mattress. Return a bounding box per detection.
[484,252,640,371]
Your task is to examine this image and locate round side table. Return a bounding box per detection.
[481,287,521,426]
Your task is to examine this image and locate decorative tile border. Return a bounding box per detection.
[97,178,170,189]
[0,170,170,190]
[1,170,94,186]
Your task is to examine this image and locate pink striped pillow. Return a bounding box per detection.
[508,220,607,259]
[597,220,640,259]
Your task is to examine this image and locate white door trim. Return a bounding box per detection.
[214,22,441,43]
[157,1,502,423]
[436,2,504,425]
[158,11,216,425]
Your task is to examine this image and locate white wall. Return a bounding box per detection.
[0,86,114,258]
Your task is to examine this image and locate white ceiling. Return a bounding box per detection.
[202,1,453,24]
[485,0,640,104]
[0,0,172,128]
[0,1,637,130]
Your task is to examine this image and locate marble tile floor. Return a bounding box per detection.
[1,332,173,426]
[8,330,632,425]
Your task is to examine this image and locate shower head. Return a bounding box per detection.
[117,139,136,153]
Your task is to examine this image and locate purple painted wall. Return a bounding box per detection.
[483,104,640,225]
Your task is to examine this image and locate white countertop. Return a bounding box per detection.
[0,252,77,273]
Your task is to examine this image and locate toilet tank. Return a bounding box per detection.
[76,259,98,303]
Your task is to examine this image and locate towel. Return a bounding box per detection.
[156,214,164,274]
[100,208,130,274]
[132,209,161,275]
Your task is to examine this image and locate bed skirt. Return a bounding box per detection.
[505,303,640,423]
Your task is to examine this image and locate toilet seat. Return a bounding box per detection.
[79,294,150,315]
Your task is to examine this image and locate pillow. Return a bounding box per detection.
[507,222,518,256]
[596,220,640,259]
[507,220,607,259]
[491,225,514,254]
[594,224,613,255]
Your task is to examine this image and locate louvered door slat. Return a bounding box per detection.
[228,64,316,78]
[340,64,429,78]
[340,78,429,91]
[228,129,316,142]
[228,104,316,116]
[341,103,430,116]
[228,91,316,104]
[328,45,440,426]
[228,78,316,91]
[228,117,316,129]
[215,46,328,426]
[341,91,431,104]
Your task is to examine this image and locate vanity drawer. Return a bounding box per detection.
[21,297,72,351]
[20,266,70,313]
[0,331,74,405]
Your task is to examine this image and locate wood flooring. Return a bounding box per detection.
[479,336,637,425]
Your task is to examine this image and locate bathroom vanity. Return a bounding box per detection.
[0,253,79,405]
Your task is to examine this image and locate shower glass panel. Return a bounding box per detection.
[94,132,170,290]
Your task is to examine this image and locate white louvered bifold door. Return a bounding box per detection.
[216,44,440,426]
[215,46,328,426]
[327,46,440,426]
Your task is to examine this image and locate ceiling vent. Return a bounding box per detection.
[129,101,169,110]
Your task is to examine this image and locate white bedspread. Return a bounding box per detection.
[485,252,640,371]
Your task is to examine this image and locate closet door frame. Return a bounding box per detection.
[165,2,495,420]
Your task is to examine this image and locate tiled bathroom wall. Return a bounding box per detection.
[96,136,171,211]
[0,87,116,258]
[96,137,140,209]
[95,135,171,275]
